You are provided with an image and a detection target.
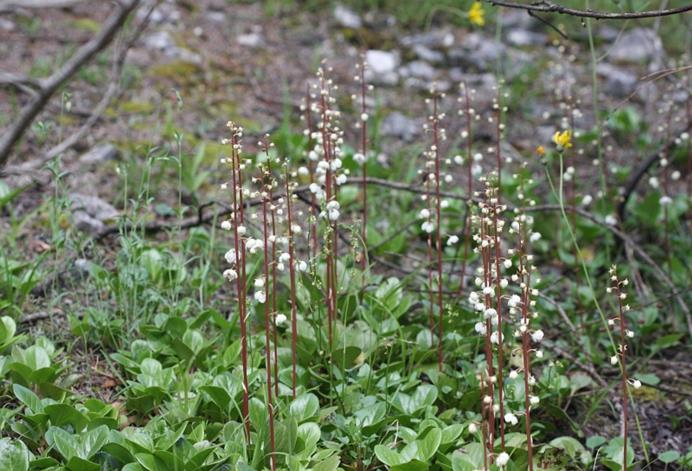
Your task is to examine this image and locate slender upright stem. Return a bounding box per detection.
[359,60,368,270]
[230,128,250,441]
[260,168,276,471]
[285,165,299,399]
[459,82,473,295]
[432,95,444,371]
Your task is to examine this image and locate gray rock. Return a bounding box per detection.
[506,29,546,47]
[0,18,15,31]
[609,28,663,64]
[450,33,532,77]
[381,112,420,141]
[449,33,502,70]
[237,32,264,48]
[400,60,436,80]
[80,144,118,164]
[596,63,637,98]
[333,4,362,28]
[411,44,444,64]
[144,30,202,63]
[205,11,226,23]
[144,30,175,51]
[138,0,181,25]
[72,211,105,235]
[73,258,94,277]
[400,29,454,48]
[69,193,119,224]
[497,9,537,29]
[365,50,400,85]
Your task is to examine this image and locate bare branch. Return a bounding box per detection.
[0,0,87,9]
[0,0,141,169]
[486,0,692,20]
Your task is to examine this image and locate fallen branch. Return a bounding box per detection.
[0,0,141,169]
[0,0,87,9]
[41,0,157,165]
[486,0,692,20]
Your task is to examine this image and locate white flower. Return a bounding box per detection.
[308,150,319,161]
[529,395,540,405]
[483,286,494,296]
[279,252,291,263]
[504,413,518,426]
[473,153,483,162]
[453,154,463,165]
[298,166,309,176]
[659,196,672,206]
[254,278,265,288]
[499,279,508,288]
[468,423,477,434]
[530,232,541,242]
[509,370,518,379]
[671,170,681,181]
[360,112,369,121]
[221,220,232,231]
[447,235,459,246]
[275,313,287,326]
[223,269,238,282]
[309,183,321,194]
[484,307,497,319]
[496,452,509,466]
[610,355,618,365]
[419,208,431,219]
[490,331,498,344]
[353,152,366,165]
[648,176,659,189]
[531,330,544,343]
[297,260,308,272]
[224,250,237,265]
[327,200,341,221]
[474,322,487,335]
[503,259,512,269]
[605,214,617,226]
[581,194,593,206]
[254,291,266,303]
[330,158,343,171]
[237,225,247,236]
[632,379,642,389]
[336,174,347,185]
[421,221,434,233]
[246,238,263,254]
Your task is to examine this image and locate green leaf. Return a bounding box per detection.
[44,404,89,432]
[313,454,340,471]
[46,426,78,461]
[634,373,660,386]
[440,424,463,446]
[375,445,403,466]
[0,438,30,471]
[658,450,680,464]
[22,345,51,370]
[416,427,441,461]
[288,393,319,422]
[549,436,590,464]
[12,384,43,413]
[586,435,606,449]
[392,460,429,471]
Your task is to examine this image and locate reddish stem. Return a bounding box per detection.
[260,166,276,471]
[285,165,299,399]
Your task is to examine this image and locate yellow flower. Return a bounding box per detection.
[468,2,485,27]
[536,145,545,156]
[552,130,572,150]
